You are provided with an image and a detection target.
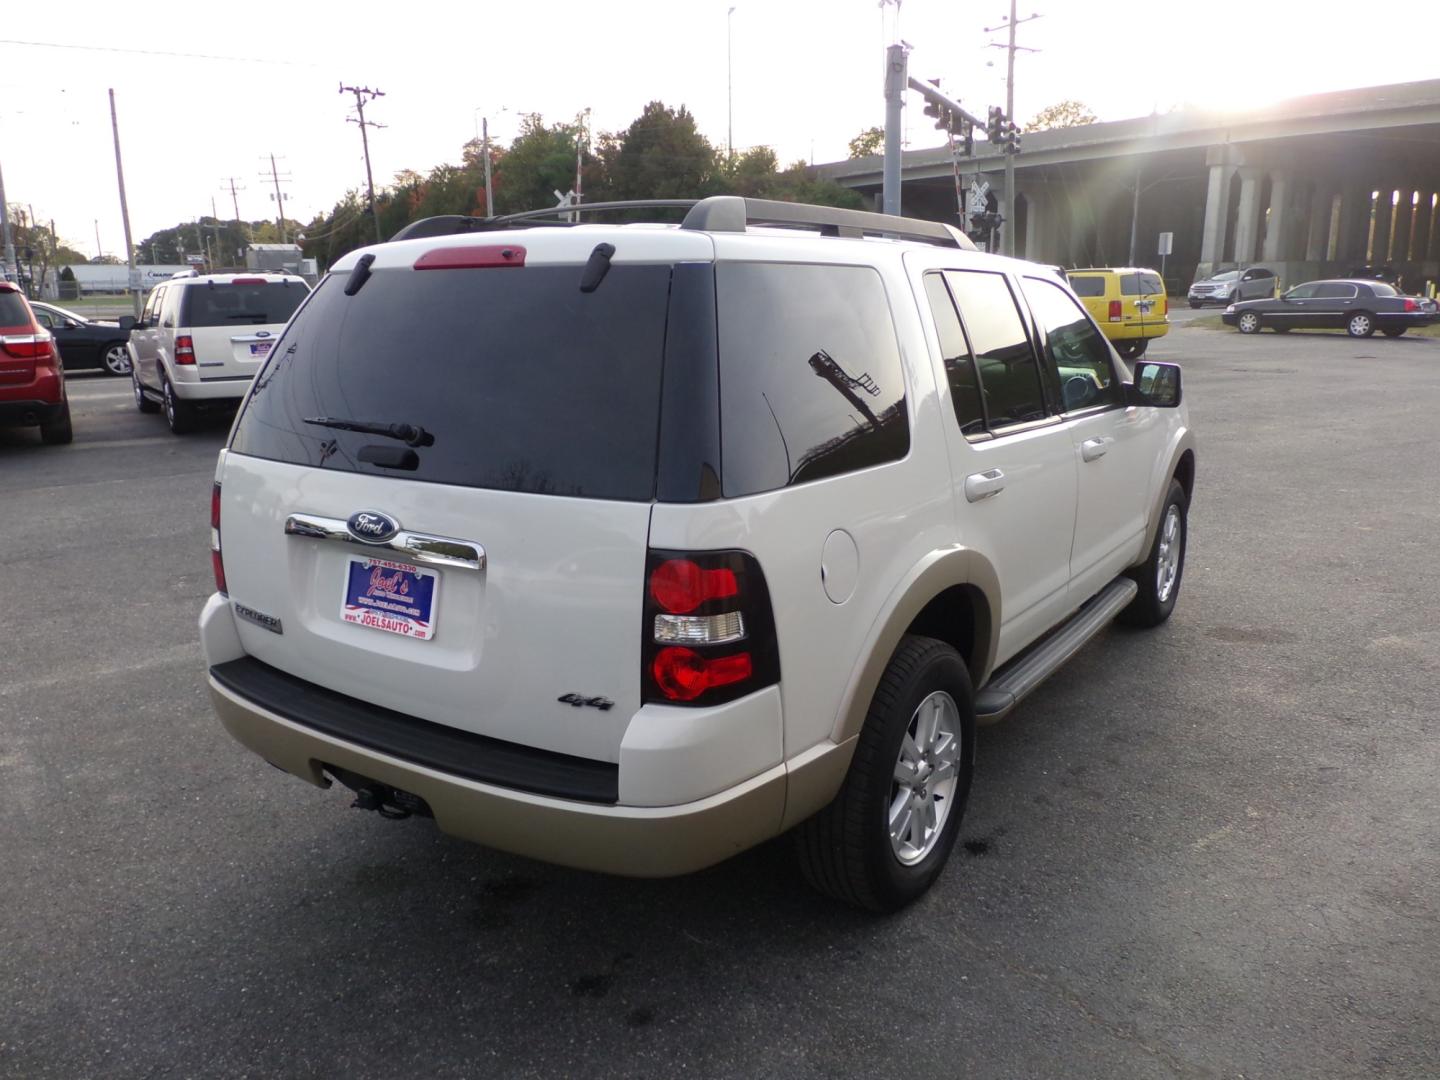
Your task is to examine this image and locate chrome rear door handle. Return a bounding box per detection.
[964,469,1006,502]
[1081,437,1111,462]
[284,513,486,572]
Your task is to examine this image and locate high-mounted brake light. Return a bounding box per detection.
[175,335,196,365]
[414,245,527,270]
[229,277,267,285]
[210,483,227,595]
[650,559,738,614]
[1107,300,1123,322]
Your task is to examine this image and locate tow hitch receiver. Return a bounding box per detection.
[326,764,433,821]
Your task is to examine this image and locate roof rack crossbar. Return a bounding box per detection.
[389,196,975,250]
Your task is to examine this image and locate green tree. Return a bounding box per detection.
[1024,100,1098,132]
[847,127,885,158]
[493,114,589,215]
[594,102,720,203]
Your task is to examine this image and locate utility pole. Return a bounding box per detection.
[985,3,1040,257]
[108,89,142,321]
[482,116,494,217]
[882,42,909,216]
[0,158,16,285]
[339,83,386,244]
[260,154,292,244]
[574,108,590,222]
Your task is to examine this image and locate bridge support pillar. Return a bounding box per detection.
[1412,191,1433,262]
[1197,152,1235,278]
[1372,187,1394,263]
[1391,189,1414,262]
[1261,172,1291,263]
[1233,168,1263,266]
[1305,186,1333,262]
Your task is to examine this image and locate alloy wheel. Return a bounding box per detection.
[1156,504,1182,603]
[889,690,962,865]
[104,345,132,375]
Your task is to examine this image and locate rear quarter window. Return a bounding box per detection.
[0,292,32,328]
[716,263,908,498]
[1068,275,1106,298]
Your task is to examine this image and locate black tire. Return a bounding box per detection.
[1119,478,1188,628]
[40,400,74,446]
[1236,311,1262,335]
[796,635,976,913]
[133,370,159,413]
[1188,301,1202,310]
[1381,327,1406,338]
[1346,311,1376,338]
[102,342,132,376]
[162,378,196,435]
[1272,326,1291,333]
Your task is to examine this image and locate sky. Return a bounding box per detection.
[1,0,1436,258]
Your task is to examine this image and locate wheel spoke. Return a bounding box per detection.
[909,796,929,848]
[899,732,921,767]
[889,793,913,846]
[894,756,919,786]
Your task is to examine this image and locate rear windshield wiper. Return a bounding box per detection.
[304,415,435,447]
[226,313,268,321]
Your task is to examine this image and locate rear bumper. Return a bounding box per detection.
[1103,322,1170,342]
[0,397,65,427]
[208,673,791,876]
[170,374,252,402]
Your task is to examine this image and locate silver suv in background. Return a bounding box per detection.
[128,271,310,433]
[1188,266,1277,308]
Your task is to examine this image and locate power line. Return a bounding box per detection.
[0,38,314,66]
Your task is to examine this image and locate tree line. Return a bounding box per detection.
[300,101,862,271]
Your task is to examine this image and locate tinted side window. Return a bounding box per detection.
[1285,284,1318,299]
[922,273,986,437]
[944,270,1047,428]
[717,263,908,498]
[1021,277,1121,413]
[1068,275,1106,297]
[0,293,31,327]
[1120,274,1143,296]
[1314,282,1357,299]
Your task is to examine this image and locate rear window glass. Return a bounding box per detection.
[717,263,908,498]
[0,292,31,328]
[1140,272,1164,295]
[1068,275,1106,297]
[180,281,309,327]
[1369,282,1397,297]
[230,265,672,500]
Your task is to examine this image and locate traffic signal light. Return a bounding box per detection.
[921,78,953,131]
[958,120,974,157]
[1005,119,1022,154]
[986,106,1005,143]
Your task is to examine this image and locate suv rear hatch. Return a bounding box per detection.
[181,278,308,381]
[0,291,43,386]
[220,238,707,764]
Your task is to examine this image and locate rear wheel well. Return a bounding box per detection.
[1173,449,1195,502]
[906,584,990,687]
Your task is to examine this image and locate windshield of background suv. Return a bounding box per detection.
[180,281,309,327]
[1208,271,1239,282]
[229,266,672,500]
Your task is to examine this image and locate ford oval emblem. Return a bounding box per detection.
[255,330,272,338]
[347,510,400,544]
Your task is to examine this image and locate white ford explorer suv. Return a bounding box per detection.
[128,270,310,433]
[199,197,1195,911]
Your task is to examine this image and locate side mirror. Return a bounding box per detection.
[119,315,137,332]
[1130,361,1182,408]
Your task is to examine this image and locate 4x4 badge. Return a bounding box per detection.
[557,693,615,711]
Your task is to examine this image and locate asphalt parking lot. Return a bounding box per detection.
[2,320,1438,1079]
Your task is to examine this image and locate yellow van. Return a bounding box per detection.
[1066,267,1169,359]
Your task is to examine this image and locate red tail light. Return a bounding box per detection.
[1,333,55,360]
[650,559,739,614]
[175,335,196,365]
[1162,296,1169,316]
[210,483,227,595]
[1107,300,1122,322]
[1403,298,1418,312]
[642,549,779,706]
[652,648,753,702]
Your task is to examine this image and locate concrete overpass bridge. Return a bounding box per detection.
[818,79,1440,294]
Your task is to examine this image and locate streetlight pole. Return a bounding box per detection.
[727,6,736,158]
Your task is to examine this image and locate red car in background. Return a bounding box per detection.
[0,281,72,445]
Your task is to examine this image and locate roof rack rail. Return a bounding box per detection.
[390,196,975,250]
